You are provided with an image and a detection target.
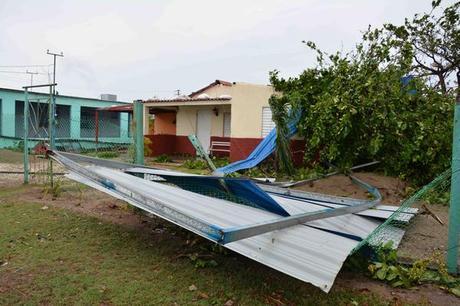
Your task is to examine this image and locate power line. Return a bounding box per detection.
[0,64,52,68]
[0,70,47,75]
[26,70,39,86]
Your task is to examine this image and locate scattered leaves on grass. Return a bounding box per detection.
[188,284,197,291]
[197,291,209,299]
[224,299,234,306]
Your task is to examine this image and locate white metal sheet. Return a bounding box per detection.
[70,166,360,292]
[272,194,381,239]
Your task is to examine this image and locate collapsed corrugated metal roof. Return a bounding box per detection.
[49,151,416,293]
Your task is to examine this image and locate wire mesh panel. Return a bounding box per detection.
[55,110,134,162]
[354,169,453,266]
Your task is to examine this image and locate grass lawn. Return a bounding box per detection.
[0,185,390,306]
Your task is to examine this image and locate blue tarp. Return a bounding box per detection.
[147,173,290,216]
[215,112,300,175]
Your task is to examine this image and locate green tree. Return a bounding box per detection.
[384,0,460,99]
[269,1,458,184]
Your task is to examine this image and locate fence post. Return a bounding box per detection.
[49,85,56,149]
[23,89,29,184]
[134,100,144,165]
[448,101,460,274]
[48,85,54,187]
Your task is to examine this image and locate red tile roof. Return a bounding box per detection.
[97,104,133,112]
[143,97,231,104]
[189,79,233,98]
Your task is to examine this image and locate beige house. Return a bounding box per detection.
[143,80,280,161]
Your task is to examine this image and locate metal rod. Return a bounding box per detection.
[220,175,381,244]
[188,134,217,171]
[48,85,54,187]
[448,100,460,274]
[23,83,57,89]
[95,110,99,153]
[23,89,29,184]
[0,171,66,175]
[274,161,381,188]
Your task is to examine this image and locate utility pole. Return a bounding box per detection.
[175,89,181,96]
[26,70,39,86]
[46,49,64,149]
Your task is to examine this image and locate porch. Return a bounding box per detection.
[143,97,232,158]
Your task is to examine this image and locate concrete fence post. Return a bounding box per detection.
[23,89,29,184]
[448,100,460,274]
[134,100,144,165]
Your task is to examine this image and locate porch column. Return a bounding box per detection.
[143,105,150,135]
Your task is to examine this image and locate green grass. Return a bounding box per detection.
[0,187,389,305]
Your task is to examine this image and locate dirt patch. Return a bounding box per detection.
[4,181,157,231]
[0,149,23,164]
[292,172,407,204]
[397,203,450,263]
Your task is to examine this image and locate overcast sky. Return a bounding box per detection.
[0,0,454,102]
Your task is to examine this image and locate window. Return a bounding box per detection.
[223,112,231,137]
[55,105,71,138]
[261,107,275,137]
[80,107,96,138]
[15,100,52,138]
[99,110,120,137]
[80,107,120,138]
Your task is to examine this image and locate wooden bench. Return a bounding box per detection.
[209,140,230,155]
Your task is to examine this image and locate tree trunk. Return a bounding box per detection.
[438,73,447,94]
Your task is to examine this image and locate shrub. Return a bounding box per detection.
[183,159,208,170]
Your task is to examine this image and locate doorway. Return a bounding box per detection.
[196,109,212,152]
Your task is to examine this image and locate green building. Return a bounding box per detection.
[0,87,132,150]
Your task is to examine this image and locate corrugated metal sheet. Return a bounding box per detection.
[271,194,416,223]
[272,194,381,239]
[55,153,412,293]
[260,184,417,222]
[64,165,362,292]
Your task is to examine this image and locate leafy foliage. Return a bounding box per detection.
[183,158,208,170]
[269,1,458,184]
[96,151,120,159]
[368,242,459,291]
[154,154,173,163]
[269,95,295,175]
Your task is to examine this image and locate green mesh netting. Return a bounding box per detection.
[354,168,452,252]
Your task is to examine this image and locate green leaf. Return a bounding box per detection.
[450,287,460,297]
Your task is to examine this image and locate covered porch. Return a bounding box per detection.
[143,97,232,157]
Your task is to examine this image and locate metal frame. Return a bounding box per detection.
[49,150,222,240]
[220,175,381,243]
[22,83,57,184]
[188,134,217,171]
[49,149,381,244]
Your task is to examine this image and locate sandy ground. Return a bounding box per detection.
[293,172,407,204]
[0,151,458,305]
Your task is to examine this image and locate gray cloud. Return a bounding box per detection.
[0,0,454,101]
